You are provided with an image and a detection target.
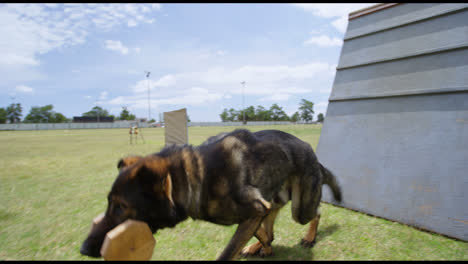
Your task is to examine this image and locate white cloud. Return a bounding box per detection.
[260,93,292,102]
[0,4,162,68]
[303,35,343,47]
[132,74,177,93]
[102,61,336,110]
[293,3,376,33]
[216,50,227,56]
[331,16,349,34]
[196,62,336,89]
[15,85,34,94]
[107,87,223,109]
[134,47,141,53]
[105,40,129,55]
[127,19,137,27]
[99,91,108,100]
[158,87,223,106]
[155,75,177,87]
[150,4,162,10]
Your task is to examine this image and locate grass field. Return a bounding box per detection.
[0,125,466,260]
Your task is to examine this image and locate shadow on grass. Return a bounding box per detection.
[319,223,340,239]
[0,210,18,222]
[241,224,340,261]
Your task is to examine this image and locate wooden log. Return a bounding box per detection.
[98,218,156,261]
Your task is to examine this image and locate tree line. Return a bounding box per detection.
[220,99,324,123]
[1,100,325,124]
[0,103,140,124]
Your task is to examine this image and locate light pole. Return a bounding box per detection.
[9,96,16,123]
[240,81,246,124]
[95,99,100,123]
[145,71,151,123]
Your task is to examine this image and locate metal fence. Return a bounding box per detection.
[188,121,297,127]
[0,121,150,131]
[0,121,316,131]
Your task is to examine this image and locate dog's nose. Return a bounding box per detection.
[79,244,90,256]
[80,241,101,258]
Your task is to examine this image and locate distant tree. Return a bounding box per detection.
[220,103,296,122]
[299,99,314,123]
[290,111,300,123]
[220,109,229,122]
[317,113,324,123]
[187,115,191,122]
[149,119,156,123]
[24,105,52,123]
[83,106,110,121]
[0,107,7,124]
[24,104,69,123]
[6,103,22,123]
[52,112,69,123]
[227,108,239,122]
[244,106,256,122]
[269,103,289,121]
[255,105,271,121]
[118,107,136,121]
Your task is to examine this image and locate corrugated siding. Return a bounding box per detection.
[339,7,468,69]
[331,48,468,100]
[318,3,468,241]
[344,3,468,40]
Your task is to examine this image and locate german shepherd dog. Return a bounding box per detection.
[80,129,342,260]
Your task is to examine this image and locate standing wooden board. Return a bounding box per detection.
[164,108,188,146]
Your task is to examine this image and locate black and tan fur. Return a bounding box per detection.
[80,129,342,260]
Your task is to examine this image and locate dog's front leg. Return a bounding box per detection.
[216,216,264,261]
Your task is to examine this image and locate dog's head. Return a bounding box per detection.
[80,155,186,258]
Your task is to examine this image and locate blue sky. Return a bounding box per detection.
[0,3,374,122]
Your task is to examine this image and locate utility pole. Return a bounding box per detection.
[145,71,151,123]
[240,81,246,124]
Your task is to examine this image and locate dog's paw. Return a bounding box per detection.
[240,242,262,258]
[240,244,273,259]
[300,238,316,248]
[258,247,273,258]
[241,242,274,258]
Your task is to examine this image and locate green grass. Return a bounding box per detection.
[0,125,466,260]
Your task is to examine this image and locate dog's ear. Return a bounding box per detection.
[137,157,174,206]
[117,156,143,171]
[159,173,174,206]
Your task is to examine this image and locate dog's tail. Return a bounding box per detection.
[319,163,342,203]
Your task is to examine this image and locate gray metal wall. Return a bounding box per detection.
[318,3,468,241]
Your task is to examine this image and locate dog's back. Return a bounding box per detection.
[199,129,341,225]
